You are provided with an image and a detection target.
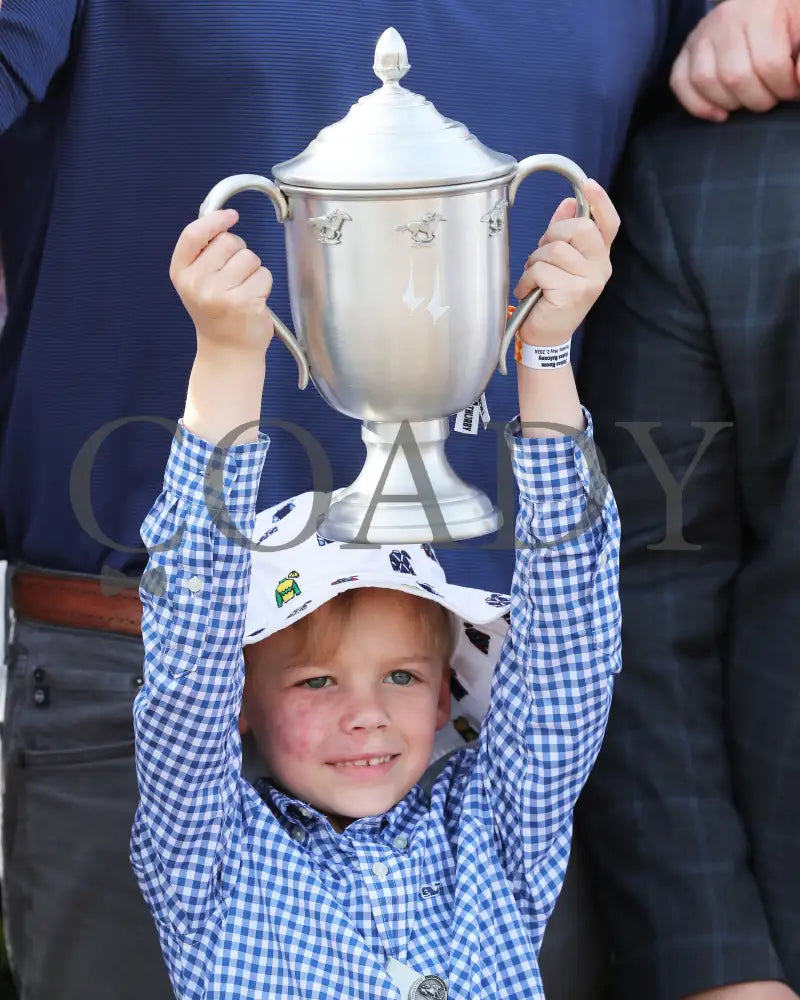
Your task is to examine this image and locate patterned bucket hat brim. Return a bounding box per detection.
[244,491,511,759]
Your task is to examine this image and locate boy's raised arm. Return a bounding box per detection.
[476,181,622,945]
[131,212,275,941]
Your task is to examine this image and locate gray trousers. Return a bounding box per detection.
[2,616,606,1000]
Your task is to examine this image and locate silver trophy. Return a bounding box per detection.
[200,27,589,543]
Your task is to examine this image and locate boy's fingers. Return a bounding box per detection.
[582,180,620,248]
[549,196,578,225]
[515,242,587,298]
[171,209,239,275]
[218,247,264,289]
[537,182,619,251]
[535,218,607,260]
[234,266,274,305]
[193,231,247,274]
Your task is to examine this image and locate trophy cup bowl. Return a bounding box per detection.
[199,27,588,543]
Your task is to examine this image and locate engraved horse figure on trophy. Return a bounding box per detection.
[308,208,352,245]
[480,198,508,236]
[396,212,446,246]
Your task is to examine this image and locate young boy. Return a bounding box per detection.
[131,181,622,1000]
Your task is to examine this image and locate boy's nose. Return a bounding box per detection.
[339,695,391,733]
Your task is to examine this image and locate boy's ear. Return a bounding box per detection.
[435,664,452,731]
[238,706,251,736]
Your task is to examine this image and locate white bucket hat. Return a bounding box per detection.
[244,491,510,760]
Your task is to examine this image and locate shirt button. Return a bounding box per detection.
[372,861,389,878]
[299,808,313,820]
[392,834,409,850]
[290,827,306,843]
[186,575,203,594]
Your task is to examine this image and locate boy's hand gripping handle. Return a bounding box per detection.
[199,175,310,390]
[497,155,590,375]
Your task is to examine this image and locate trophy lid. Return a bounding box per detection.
[272,27,516,190]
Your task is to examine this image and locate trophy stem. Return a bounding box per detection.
[318,418,501,543]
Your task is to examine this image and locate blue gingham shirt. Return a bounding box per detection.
[131,415,621,1000]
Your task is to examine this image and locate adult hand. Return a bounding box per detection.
[682,981,800,1000]
[670,0,800,121]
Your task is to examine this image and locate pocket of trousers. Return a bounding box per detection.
[5,647,142,767]
[19,738,135,768]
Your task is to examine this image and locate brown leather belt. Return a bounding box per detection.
[12,570,143,637]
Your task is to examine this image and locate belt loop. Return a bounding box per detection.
[4,562,16,655]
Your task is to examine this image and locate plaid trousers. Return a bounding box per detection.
[577,104,800,1000]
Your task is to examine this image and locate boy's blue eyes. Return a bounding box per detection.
[300,670,415,689]
[302,676,331,690]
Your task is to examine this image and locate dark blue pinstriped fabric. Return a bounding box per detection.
[0,0,704,589]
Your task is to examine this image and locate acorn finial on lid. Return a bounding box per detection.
[373,27,410,85]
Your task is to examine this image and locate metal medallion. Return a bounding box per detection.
[308,208,352,245]
[409,974,449,999]
[396,212,446,246]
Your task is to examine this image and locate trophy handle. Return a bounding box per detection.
[198,174,310,390]
[497,155,589,376]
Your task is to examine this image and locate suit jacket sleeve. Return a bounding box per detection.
[0,0,80,133]
[575,124,785,999]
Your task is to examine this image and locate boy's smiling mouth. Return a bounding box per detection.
[328,753,399,769]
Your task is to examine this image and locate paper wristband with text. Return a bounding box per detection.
[506,305,572,371]
[513,334,572,370]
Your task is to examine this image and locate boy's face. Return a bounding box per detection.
[241,589,451,831]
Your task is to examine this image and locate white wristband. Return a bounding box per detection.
[514,334,572,370]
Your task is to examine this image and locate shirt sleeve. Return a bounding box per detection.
[477,410,621,945]
[0,0,80,133]
[130,421,269,938]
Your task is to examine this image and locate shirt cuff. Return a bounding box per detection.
[505,407,607,505]
[162,420,270,513]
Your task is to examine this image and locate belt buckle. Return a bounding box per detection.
[408,974,448,1000]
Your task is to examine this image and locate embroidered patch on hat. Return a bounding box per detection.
[450,674,469,701]
[464,623,490,655]
[390,550,415,575]
[272,502,295,523]
[275,571,301,607]
[485,593,510,608]
[453,716,480,742]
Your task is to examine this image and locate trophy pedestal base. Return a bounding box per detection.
[317,418,501,544]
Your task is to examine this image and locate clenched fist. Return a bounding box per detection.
[171,209,275,358]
